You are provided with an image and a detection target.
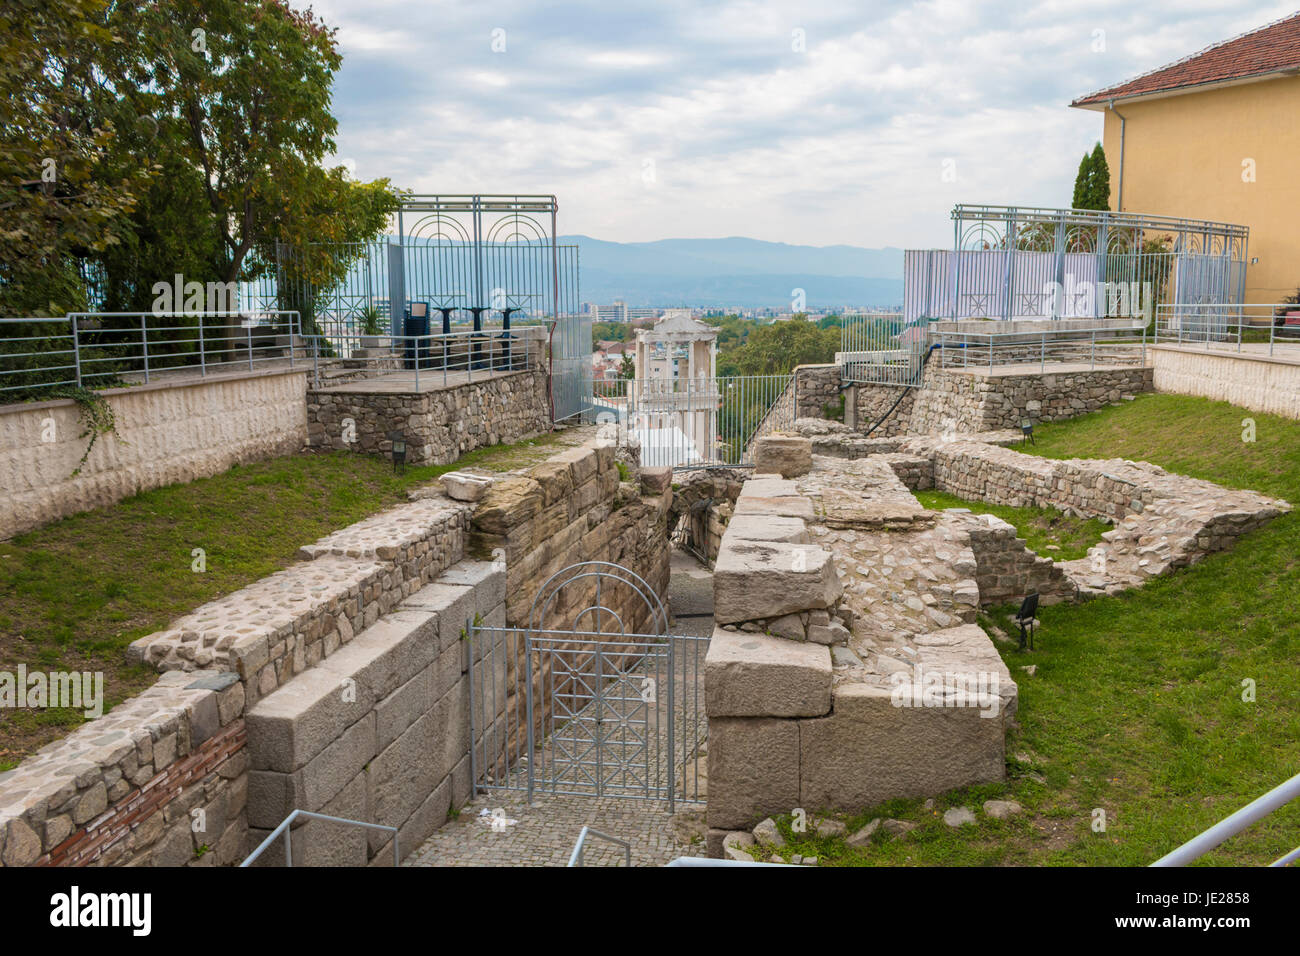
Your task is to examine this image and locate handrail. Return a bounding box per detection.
[567,826,632,867]
[1150,771,1300,867]
[239,809,399,867]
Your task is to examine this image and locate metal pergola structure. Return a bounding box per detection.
[241,193,589,420]
[904,204,1250,322]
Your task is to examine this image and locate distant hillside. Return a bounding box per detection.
[559,235,904,309]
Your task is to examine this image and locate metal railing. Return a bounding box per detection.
[0,310,302,397]
[567,826,633,867]
[1151,771,1300,867]
[840,311,925,386]
[1155,303,1300,356]
[239,809,399,867]
[307,326,546,390]
[913,204,1251,323]
[933,324,1149,372]
[586,373,794,470]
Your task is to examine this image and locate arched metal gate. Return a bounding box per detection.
[466,562,707,811]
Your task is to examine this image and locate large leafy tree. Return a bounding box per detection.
[0,0,149,315]
[3,0,398,321]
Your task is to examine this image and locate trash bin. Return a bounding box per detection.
[403,303,430,369]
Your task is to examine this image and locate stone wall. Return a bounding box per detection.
[244,561,504,866]
[705,447,1016,842]
[306,368,549,467]
[906,365,1153,435]
[1151,345,1300,420]
[0,368,308,540]
[849,383,917,437]
[793,364,842,420]
[950,511,1074,606]
[0,671,247,867]
[469,440,672,629]
[127,499,469,709]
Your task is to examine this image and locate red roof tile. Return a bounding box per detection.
[1072,12,1300,106]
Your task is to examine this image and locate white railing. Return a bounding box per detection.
[307,326,546,390]
[0,310,302,397]
[1151,771,1300,867]
[933,324,1148,372]
[1155,303,1300,356]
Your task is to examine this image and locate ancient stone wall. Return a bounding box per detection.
[906,366,1153,435]
[0,368,308,540]
[0,672,247,867]
[792,364,842,420]
[244,561,504,866]
[306,368,549,466]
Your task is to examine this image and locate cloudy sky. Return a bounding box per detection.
[312,0,1294,248]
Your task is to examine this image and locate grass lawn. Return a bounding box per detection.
[0,431,570,768]
[912,489,1109,560]
[771,393,1300,866]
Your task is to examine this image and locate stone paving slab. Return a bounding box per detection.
[403,794,706,867]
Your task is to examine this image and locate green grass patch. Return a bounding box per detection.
[806,393,1300,866]
[0,431,568,761]
[912,489,1108,560]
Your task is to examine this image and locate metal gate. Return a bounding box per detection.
[467,562,707,810]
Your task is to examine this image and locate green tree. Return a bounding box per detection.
[718,320,839,376]
[1072,142,1111,211]
[0,0,150,315]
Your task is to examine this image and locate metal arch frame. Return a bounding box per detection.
[528,560,670,638]
[944,204,1249,322]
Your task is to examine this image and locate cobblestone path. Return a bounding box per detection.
[405,551,713,867]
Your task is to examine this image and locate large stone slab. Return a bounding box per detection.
[733,495,815,521]
[714,541,842,623]
[706,717,801,830]
[705,629,832,718]
[799,683,1006,811]
[722,513,809,545]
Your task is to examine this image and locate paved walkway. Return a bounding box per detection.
[405,551,714,867]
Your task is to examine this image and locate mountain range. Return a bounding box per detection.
[558,235,904,310]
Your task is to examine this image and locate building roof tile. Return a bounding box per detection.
[1072,12,1300,107]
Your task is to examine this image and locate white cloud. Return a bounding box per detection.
[316,0,1287,247]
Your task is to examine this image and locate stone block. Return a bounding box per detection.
[705,629,831,718]
[722,513,809,545]
[640,466,672,496]
[753,435,813,478]
[707,717,801,830]
[799,683,1006,812]
[714,542,842,623]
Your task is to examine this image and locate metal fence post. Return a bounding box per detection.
[71,316,82,387]
[141,314,150,384]
[198,316,206,377]
[247,319,254,372]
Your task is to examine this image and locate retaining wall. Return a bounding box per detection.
[1151,345,1300,420]
[0,435,673,867]
[306,369,550,466]
[0,369,308,540]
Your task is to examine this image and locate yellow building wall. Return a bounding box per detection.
[1100,76,1300,304]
